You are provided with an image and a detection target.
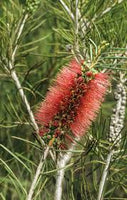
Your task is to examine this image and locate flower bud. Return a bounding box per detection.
[25,0,41,14]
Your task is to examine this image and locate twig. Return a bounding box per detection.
[54,148,73,200]
[54,138,79,200]
[97,149,114,200]
[27,146,50,200]
[9,65,45,147]
[7,13,44,147]
[12,14,29,62]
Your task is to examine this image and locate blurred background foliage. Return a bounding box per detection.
[0,0,127,199]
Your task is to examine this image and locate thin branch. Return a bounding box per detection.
[9,64,44,146]
[54,148,73,200]
[54,138,79,200]
[7,13,44,147]
[97,149,114,200]
[12,14,29,63]
[27,146,50,200]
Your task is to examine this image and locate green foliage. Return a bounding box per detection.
[0,0,127,200]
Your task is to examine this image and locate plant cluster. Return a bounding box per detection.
[0,1,127,200]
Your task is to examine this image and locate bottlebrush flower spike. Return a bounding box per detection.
[36,59,109,149]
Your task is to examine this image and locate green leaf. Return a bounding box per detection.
[0,144,31,173]
[0,158,27,196]
[0,193,6,200]
[20,34,51,48]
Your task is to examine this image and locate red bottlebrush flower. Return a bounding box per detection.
[70,72,109,136]
[36,59,109,148]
